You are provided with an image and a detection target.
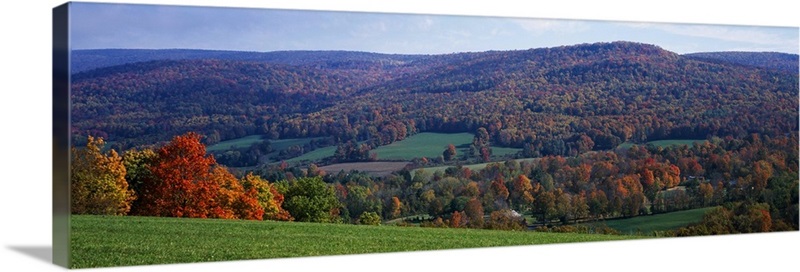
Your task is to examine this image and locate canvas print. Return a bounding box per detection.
[54,1,799,269]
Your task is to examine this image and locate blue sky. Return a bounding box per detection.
[69,2,799,55]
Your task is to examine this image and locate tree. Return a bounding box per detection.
[240,173,293,221]
[464,198,485,228]
[357,211,382,226]
[122,148,157,215]
[486,209,526,231]
[283,176,340,223]
[208,166,246,219]
[490,178,510,210]
[344,185,382,222]
[571,191,590,223]
[587,189,609,219]
[71,136,135,215]
[510,175,535,211]
[554,189,573,223]
[533,190,556,223]
[442,144,457,161]
[698,182,714,206]
[450,211,466,228]
[389,196,403,219]
[472,127,491,161]
[136,132,220,218]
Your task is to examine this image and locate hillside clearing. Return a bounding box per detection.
[585,207,715,235]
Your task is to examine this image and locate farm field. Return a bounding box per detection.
[372,132,522,161]
[70,215,642,268]
[208,135,326,159]
[284,145,338,163]
[585,207,715,235]
[371,132,474,160]
[206,135,266,152]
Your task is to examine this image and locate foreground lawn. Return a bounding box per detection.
[71,215,641,268]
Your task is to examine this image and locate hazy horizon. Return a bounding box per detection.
[70,2,799,55]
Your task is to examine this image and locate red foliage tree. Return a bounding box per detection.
[136,132,221,218]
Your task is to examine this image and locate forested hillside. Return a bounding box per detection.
[72,42,799,158]
[684,51,798,73]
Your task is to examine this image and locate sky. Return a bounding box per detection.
[69,2,799,55]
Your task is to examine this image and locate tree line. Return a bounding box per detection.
[73,130,797,235]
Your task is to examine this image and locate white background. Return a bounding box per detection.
[0,0,797,271]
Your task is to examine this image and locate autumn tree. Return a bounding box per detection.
[533,190,557,223]
[698,182,714,206]
[464,198,485,228]
[571,191,590,223]
[449,210,466,228]
[136,132,221,218]
[442,144,457,161]
[510,175,535,212]
[486,209,526,231]
[240,173,292,221]
[587,189,609,219]
[554,189,573,223]
[472,127,491,162]
[71,136,135,215]
[389,196,403,219]
[490,178,510,210]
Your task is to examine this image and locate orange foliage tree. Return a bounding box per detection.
[135,132,266,219]
[240,173,292,221]
[71,136,136,215]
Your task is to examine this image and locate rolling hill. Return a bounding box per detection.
[70,42,799,163]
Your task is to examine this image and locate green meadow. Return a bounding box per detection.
[70,215,641,268]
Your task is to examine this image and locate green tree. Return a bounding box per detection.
[122,148,157,214]
[357,211,382,226]
[283,176,341,223]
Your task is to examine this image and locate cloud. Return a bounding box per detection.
[615,22,798,52]
[513,18,589,35]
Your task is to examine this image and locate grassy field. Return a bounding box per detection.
[617,139,707,149]
[206,135,266,152]
[372,132,474,160]
[71,215,641,268]
[208,135,324,155]
[586,207,714,235]
[284,145,338,163]
[372,132,522,161]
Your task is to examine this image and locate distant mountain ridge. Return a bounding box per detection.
[684,51,798,73]
[71,49,429,73]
